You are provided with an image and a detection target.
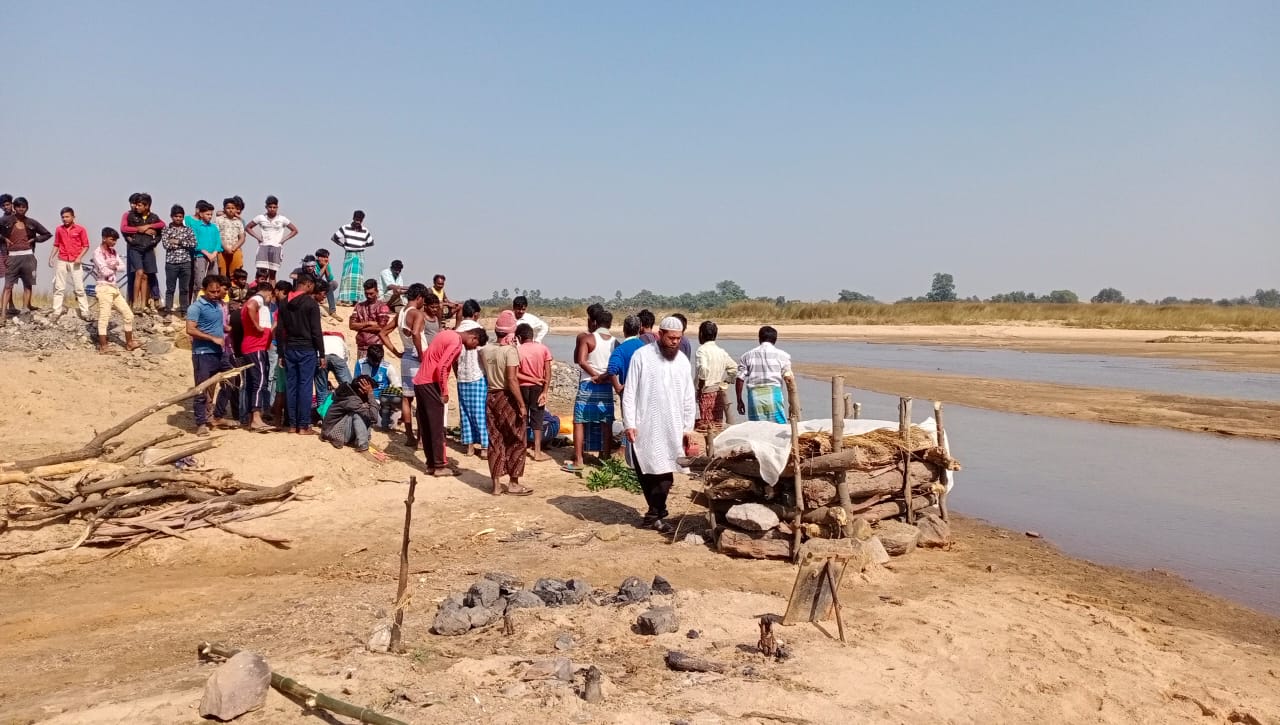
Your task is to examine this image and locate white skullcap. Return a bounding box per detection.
[659,316,683,331]
[457,320,483,333]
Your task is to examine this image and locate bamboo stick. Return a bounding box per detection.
[785,375,804,562]
[197,642,407,725]
[934,401,950,522]
[390,476,417,653]
[843,394,854,420]
[831,377,850,516]
[899,397,914,524]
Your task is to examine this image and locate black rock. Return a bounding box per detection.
[636,606,679,635]
[505,591,546,611]
[651,575,675,596]
[466,579,502,609]
[616,576,651,604]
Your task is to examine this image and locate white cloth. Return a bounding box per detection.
[250,213,292,247]
[621,344,696,476]
[516,310,549,343]
[323,333,348,360]
[695,340,736,393]
[711,417,953,488]
[737,342,793,388]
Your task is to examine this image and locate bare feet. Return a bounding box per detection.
[195,425,210,437]
[125,341,141,352]
[297,428,317,436]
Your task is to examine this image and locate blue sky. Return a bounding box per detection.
[8,1,1278,302]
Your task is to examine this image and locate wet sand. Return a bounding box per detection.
[796,363,1280,442]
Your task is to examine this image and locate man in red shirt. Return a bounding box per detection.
[49,206,91,318]
[412,321,483,476]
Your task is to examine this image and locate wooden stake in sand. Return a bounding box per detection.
[831,377,851,513]
[389,476,417,654]
[899,397,915,524]
[934,401,950,522]
[785,375,804,562]
[197,642,407,725]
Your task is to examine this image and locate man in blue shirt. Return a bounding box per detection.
[605,315,647,393]
[186,273,233,435]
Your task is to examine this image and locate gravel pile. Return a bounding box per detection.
[0,307,180,358]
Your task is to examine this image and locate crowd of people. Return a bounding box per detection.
[0,191,798,531]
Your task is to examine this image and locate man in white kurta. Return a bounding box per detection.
[622,317,697,533]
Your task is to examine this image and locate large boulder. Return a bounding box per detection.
[199,651,272,721]
[466,579,502,609]
[876,521,921,556]
[865,536,891,565]
[505,591,546,612]
[532,578,591,606]
[726,503,780,532]
[433,595,472,636]
[916,513,952,548]
[615,576,651,604]
[636,606,680,635]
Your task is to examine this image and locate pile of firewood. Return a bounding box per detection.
[0,367,304,557]
[685,382,961,561]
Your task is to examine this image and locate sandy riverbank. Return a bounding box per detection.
[1,345,1279,723]
[547,321,1280,372]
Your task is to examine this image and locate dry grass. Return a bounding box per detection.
[698,301,1280,331]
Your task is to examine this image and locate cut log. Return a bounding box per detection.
[665,650,728,674]
[859,494,936,523]
[718,528,792,560]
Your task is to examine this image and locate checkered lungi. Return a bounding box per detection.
[457,379,489,448]
[338,250,364,304]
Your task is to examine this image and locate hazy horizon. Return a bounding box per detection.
[9,1,1277,303]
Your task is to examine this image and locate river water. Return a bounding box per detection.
[543,335,1280,613]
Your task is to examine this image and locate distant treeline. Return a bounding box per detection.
[475,274,1280,312]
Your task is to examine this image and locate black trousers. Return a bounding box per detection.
[414,382,448,469]
[635,466,674,521]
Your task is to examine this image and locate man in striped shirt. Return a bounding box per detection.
[735,325,793,424]
[332,210,374,305]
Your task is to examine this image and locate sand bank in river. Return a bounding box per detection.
[796,363,1280,442]
[548,321,1280,373]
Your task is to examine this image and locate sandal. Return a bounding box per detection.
[502,484,535,496]
[560,463,585,474]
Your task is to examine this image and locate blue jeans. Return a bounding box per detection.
[284,347,318,430]
[314,354,352,400]
[192,352,231,425]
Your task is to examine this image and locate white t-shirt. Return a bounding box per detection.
[322,333,348,360]
[251,213,293,247]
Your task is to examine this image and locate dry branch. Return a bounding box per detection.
[4,365,248,470]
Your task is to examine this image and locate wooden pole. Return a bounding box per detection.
[197,642,407,725]
[934,401,950,522]
[853,402,862,420]
[831,378,851,515]
[389,476,417,653]
[785,375,804,563]
[843,394,854,420]
[823,562,847,644]
[898,397,914,524]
